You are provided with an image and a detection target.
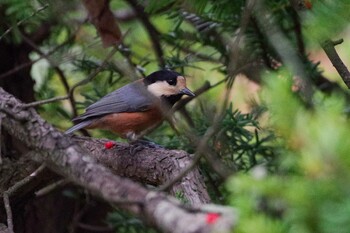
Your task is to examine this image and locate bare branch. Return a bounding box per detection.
[77,222,113,232]
[5,164,46,195]
[254,1,313,101]
[321,39,350,89]
[3,194,13,233]
[0,25,79,80]
[21,95,69,109]
[2,163,45,233]
[19,32,79,117]
[69,45,119,96]
[126,0,165,68]
[35,179,68,197]
[20,45,119,109]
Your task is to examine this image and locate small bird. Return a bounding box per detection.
[65,70,195,143]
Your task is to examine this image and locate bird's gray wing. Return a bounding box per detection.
[72,81,155,123]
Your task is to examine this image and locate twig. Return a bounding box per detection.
[77,222,113,232]
[56,67,79,117]
[160,1,253,187]
[174,61,256,112]
[321,39,350,89]
[0,59,37,79]
[227,0,255,85]
[126,0,165,68]
[160,19,260,189]
[35,179,69,197]
[0,4,49,41]
[250,17,277,69]
[6,164,46,194]
[174,45,222,64]
[0,25,79,80]
[19,32,78,116]
[69,45,119,96]
[254,1,313,102]
[2,163,45,233]
[291,8,305,56]
[21,95,69,108]
[20,44,119,109]
[3,193,13,233]
[116,43,144,80]
[159,81,233,191]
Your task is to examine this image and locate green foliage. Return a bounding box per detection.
[151,101,277,174]
[1,0,50,43]
[303,0,350,43]
[143,0,176,14]
[219,105,276,170]
[227,72,350,233]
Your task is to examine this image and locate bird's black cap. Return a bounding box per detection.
[144,70,181,86]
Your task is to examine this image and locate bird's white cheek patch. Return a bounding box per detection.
[147,81,177,97]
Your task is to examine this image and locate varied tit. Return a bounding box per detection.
[65,70,195,141]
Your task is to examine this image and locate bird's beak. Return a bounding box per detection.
[180,87,195,97]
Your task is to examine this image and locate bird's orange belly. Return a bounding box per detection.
[88,108,163,138]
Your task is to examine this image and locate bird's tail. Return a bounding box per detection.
[64,120,93,135]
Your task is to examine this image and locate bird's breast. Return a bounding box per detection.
[89,106,164,138]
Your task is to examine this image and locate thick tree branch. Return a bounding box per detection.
[73,136,210,205]
[0,88,236,233]
[321,39,350,89]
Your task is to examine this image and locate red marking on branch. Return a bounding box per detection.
[104,141,116,149]
[206,213,220,224]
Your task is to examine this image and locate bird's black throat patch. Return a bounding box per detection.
[161,94,183,106]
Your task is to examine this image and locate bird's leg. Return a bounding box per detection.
[126,132,163,155]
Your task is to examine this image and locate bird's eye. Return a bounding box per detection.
[167,79,177,86]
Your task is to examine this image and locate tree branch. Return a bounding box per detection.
[73,136,210,205]
[321,39,350,89]
[0,88,236,233]
[19,32,79,117]
[126,0,165,68]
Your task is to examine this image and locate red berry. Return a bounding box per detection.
[206,213,220,224]
[104,141,116,149]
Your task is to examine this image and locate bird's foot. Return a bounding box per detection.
[129,139,163,155]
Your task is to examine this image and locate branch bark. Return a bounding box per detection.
[73,137,210,205]
[0,88,236,233]
[321,39,350,89]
